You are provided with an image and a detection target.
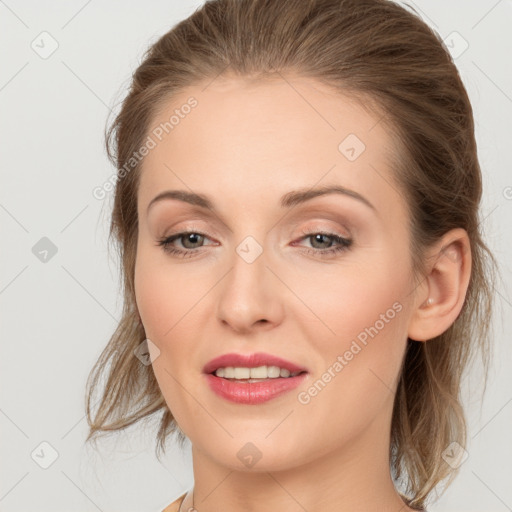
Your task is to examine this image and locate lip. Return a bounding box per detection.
[202,352,309,375]
[204,372,308,404]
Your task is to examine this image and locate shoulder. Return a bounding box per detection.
[161,491,187,512]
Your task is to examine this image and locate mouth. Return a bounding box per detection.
[202,352,310,403]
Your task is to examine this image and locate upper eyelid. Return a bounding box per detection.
[159,214,353,234]
[163,222,350,234]
[152,204,359,231]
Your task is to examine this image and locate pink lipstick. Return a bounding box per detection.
[203,352,309,405]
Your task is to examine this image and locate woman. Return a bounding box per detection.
[85,0,498,510]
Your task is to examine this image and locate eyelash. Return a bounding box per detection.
[156,229,353,259]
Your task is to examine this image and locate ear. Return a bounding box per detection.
[407,228,472,342]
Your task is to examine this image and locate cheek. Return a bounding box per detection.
[134,251,193,417]
[291,250,410,400]
[296,279,408,439]
[291,253,409,343]
[134,247,178,339]
[134,246,212,350]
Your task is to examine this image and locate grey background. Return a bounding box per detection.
[0,1,511,511]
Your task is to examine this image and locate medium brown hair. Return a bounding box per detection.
[85,0,499,509]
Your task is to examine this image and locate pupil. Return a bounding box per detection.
[313,234,331,248]
[184,233,202,248]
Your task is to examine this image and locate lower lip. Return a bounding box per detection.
[204,373,308,404]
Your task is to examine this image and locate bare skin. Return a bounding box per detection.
[134,73,471,512]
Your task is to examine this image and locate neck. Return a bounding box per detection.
[179,408,416,512]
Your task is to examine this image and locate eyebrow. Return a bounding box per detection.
[146,185,376,214]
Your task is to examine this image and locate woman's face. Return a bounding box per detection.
[134,75,420,471]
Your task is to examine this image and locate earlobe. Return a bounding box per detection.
[407,228,471,342]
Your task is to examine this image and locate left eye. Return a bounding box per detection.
[293,230,353,257]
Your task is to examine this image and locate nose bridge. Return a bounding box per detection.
[216,230,283,331]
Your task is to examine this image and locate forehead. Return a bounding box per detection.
[138,75,404,222]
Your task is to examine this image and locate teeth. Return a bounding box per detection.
[214,366,301,379]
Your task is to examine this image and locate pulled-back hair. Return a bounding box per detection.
[85,1,499,509]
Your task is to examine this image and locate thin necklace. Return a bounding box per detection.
[179,488,194,512]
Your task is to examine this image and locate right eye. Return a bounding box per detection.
[156,231,216,258]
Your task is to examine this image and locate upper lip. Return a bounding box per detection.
[203,352,309,374]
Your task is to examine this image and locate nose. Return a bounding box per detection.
[216,241,285,334]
